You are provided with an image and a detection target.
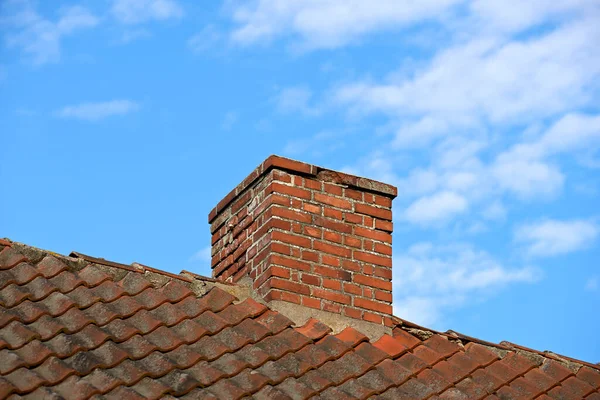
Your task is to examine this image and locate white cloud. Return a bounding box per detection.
[585,277,598,291]
[229,0,461,49]
[118,29,152,44]
[4,3,98,65]
[274,86,321,116]
[405,191,468,225]
[111,0,183,24]
[56,100,140,121]
[190,246,211,263]
[221,111,238,131]
[515,219,599,258]
[394,242,540,326]
[188,25,222,53]
[334,17,600,125]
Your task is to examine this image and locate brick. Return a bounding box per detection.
[272,231,312,249]
[269,182,312,200]
[304,226,322,239]
[304,178,322,190]
[375,290,393,302]
[354,297,393,314]
[375,219,393,232]
[343,236,362,248]
[271,206,312,224]
[353,274,392,291]
[323,231,343,244]
[374,243,392,256]
[344,188,363,201]
[271,255,312,272]
[342,259,361,272]
[323,183,343,196]
[323,278,342,291]
[301,274,321,286]
[363,312,383,324]
[373,194,393,208]
[353,251,392,268]
[314,265,352,281]
[322,255,340,267]
[314,216,352,234]
[302,296,322,310]
[313,241,351,258]
[355,203,392,220]
[374,267,392,279]
[344,307,362,319]
[324,207,343,220]
[265,288,301,305]
[353,226,392,243]
[314,193,352,210]
[344,282,362,295]
[322,301,342,313]
[272,169,293,183]
[312,288,351,304]
[303,203,321,214]
[301,250,319,263]
[269,277,310,295]
[344,212,363,224]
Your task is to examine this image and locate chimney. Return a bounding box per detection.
[209,155,397,327]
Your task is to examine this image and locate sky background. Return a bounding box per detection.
[1,0,599,363]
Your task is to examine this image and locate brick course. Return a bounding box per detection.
[209,155,397,325]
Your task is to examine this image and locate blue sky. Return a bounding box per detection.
[1,0,599,363]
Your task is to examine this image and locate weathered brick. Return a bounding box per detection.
[355,203,392,220]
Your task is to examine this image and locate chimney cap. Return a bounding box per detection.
[208,155,397,223]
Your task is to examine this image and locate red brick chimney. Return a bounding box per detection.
[209,155,397,326]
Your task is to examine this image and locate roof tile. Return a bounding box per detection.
[0,248,28,270]
[373,333,408,358]
[127,376,171,399]
[77,265,112,287]
[36,256,69,278]
[33,356,74,385]
[159,280,194,302]
[508,376,546,399]
[334,327,369,347]
[118,272,153,295]
[393,327,421,349]
[578,366,600,389]
[2,241,597,399]
[49,270,85,292]
[4,367,44,393]
[549,376,596,399]
[294,317,331,340]
[0,320,39,349]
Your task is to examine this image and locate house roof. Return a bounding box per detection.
[1,238,599,399]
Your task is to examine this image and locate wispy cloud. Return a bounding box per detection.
[188,25,222,53]
[55,100,140,121]
[220,111,238,131]
[190,246,211,263]
[229,0,461,50]
[404,191,468,226]
[111,0,183,24]
[274,86,321,116]
[585,276,598,292]
[394,242,540,326]
[515,219,599,258]
[3,2,98,65]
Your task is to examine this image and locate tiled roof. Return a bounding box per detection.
[1,238,599,400]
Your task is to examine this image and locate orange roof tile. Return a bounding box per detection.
[0,238,598,399]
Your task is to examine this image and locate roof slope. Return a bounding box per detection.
[1,239,599,400]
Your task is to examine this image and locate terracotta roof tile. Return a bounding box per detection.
[1,239,598,399]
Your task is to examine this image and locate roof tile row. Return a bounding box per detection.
[1,240,599,399]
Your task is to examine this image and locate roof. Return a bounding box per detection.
[1,238,599,400]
